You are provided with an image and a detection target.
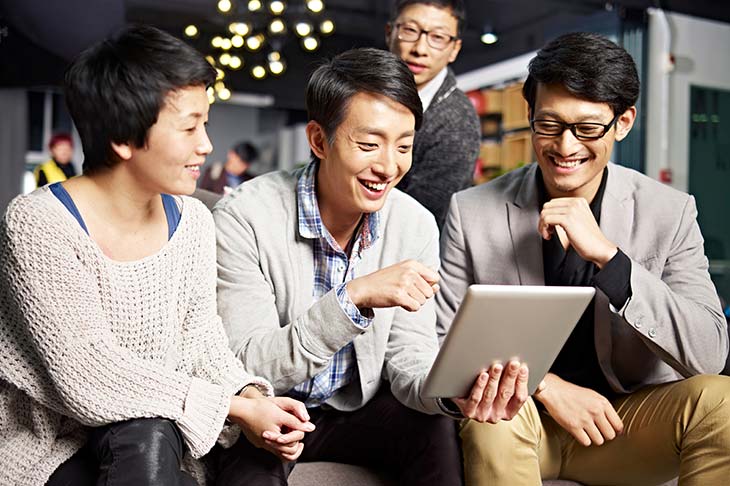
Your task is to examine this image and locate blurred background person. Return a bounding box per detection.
[34,132,77,187]
[199,140,259,195]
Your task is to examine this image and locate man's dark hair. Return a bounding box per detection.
[389,0,466,37]
[306,47,422,147]
[64,24,216,174]
[231,141,258,164]
[522,32,640,116]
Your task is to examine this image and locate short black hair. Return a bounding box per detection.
[305,47,422,147]
[231,141,258,164]
[64,24,216,174]
[523,32,640,116]
[390,0,466,37]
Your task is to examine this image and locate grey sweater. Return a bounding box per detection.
[0,188,272,485]
[397,69,481,229]
[213,168,446,415]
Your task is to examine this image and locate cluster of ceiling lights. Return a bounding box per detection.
[184,0,334,101]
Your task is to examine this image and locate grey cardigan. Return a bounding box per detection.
[397,68,481,230]
[437,162,728,393]
[213,168,444,415]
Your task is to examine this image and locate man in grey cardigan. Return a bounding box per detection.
[438,32,730,486]
[386,0,480,229]
[212,48,530,485]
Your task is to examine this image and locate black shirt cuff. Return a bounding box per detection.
[593,248,632,309]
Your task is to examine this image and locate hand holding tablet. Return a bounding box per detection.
[423,285,595,399]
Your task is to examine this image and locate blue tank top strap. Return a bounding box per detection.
[49,182,89,235]
[161,194,181,240]
[50,183,180,241]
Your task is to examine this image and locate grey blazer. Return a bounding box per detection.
[213,169,444,414]
[436,162,727,393]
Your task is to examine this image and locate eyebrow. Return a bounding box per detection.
[353,127,415,139]
[534,110,609,123]
[179,112,206,122]
[399,17,453,33]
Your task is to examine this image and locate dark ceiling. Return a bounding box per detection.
[1,0,729,109]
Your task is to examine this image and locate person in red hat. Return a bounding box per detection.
[34,132,77,186]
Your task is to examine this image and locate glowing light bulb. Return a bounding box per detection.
[231,35,244,48]
[246,35,263,51]
[269,18,285,34]
[307,0,324,13]
[302,36,319,51]
[229,55,243,69]
[184,25,198,37]
[230,22,250,36]
[295,22,312,37]
[269,60,285,75]
[218,0,232,13]
[251,65,266,79]
[480,32,498,45]
[269,0,285,14]
[248,0,262,11]
[319,19,334,35]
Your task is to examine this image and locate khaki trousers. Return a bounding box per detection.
[460,375,730,486]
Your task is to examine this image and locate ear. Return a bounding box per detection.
[385,23,393,46]
[614,106,637,142]
[447,38,462,63]
[110,141,133,161]
[306,120,328,161]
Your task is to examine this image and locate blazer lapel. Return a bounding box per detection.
[508,164,545,285]
[599,164,635,256]
[594,163,635,393]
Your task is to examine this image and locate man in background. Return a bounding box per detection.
[386,0,480,229]
[199,140,258,194]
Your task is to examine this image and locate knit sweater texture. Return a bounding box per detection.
[0,187,272,485]
[397,68,481,229]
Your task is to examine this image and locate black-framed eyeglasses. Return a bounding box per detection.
[394,23,457,50]
[530,114,620,140]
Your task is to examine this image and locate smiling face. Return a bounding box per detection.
[531,82,636,201]
[310,91,416,228]
[117,85,213,196]
[386,3,461,90]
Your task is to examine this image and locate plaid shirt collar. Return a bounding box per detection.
[297,160,380,255]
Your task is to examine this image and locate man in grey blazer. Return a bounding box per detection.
[212,48,530,486]
[437,32,730,486]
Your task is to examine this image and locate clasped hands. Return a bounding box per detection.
[228,386,314,462]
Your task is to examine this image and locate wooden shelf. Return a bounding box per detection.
[474,81,532,184]
[501,130,534,170]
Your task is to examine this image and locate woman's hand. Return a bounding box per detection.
[228,387,315,462]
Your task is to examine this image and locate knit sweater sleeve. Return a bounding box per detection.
[0,196,227,458]
[182,200,274,398]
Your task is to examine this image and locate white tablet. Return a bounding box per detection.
[422,285,595,398]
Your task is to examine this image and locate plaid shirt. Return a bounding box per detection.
[289,161,380,407]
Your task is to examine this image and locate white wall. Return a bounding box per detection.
[646,12,730,191]
[205,102,259,166]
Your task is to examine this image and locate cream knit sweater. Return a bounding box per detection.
[0,187,272,485]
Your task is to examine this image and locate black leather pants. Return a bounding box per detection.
[46,418,197,486]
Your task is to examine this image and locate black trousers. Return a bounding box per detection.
[212,387,463,486]
[46,418,197,486]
